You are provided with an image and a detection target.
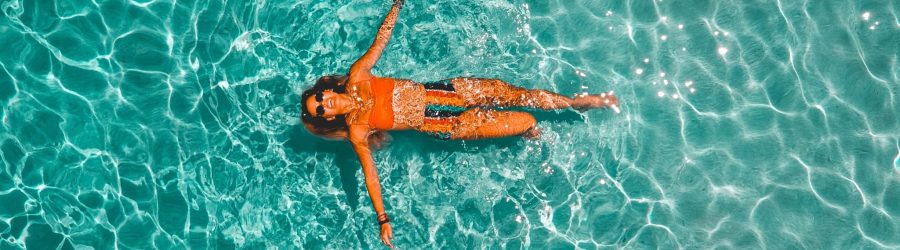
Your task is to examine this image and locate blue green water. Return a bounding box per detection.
[1,0,899,248]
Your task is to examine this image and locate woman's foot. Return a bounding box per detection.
[522,126,541,139]
[571,91,619,111]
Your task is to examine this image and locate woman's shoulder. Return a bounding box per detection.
[346,113,370,127]
[347,76,370,89]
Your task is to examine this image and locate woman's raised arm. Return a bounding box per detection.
[349,0,404,80]
[348,125,394,248]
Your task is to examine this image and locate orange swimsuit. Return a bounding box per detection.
[368,78,466,140]
[368,77,394,130]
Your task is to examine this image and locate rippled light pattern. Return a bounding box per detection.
[1,0,899,249]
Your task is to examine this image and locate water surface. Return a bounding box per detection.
[1,0,899,248]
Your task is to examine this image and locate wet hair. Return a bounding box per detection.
[301,75,350,139]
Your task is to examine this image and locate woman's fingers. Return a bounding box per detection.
[383,236,393,249]
[385,228,394,248]
[381,226,394,249]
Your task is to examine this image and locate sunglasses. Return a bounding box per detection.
[314,92,325,117]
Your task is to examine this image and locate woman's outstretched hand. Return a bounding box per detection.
[380,223,394,248]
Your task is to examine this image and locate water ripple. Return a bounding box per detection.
[0,0,898,248]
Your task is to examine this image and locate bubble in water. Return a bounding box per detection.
[657,91,665,97]
[660,35,668,41]
[167,33,174,50]
[718,47,729,56]
[234,35,250,51]
[862,12,871,21]
[190,57,200,70]
[635,68,644,75]
[894,145,899,169]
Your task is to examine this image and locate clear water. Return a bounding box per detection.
[1,0,899,248]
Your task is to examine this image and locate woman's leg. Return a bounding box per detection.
[450,108,538,140]
[450,77,617,110]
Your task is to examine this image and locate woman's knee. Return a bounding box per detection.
[515,112,537,131]
[450,110,536,140]
[479,111,536,137]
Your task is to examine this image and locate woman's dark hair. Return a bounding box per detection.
[301,75,350,139]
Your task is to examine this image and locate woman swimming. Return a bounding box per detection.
[300,0,618,247]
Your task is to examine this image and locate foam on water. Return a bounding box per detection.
[1,0,899,249]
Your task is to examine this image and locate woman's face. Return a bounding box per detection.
[305,90,351,118]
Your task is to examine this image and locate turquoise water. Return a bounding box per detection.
[1,0,899,248]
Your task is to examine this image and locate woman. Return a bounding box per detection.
[300,1,618,247]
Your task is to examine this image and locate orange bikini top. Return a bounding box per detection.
[368,77,394,130]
